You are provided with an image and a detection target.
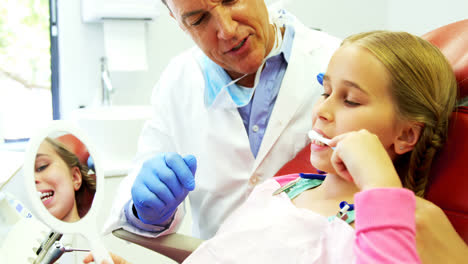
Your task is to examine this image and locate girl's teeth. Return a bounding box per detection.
[313,139,325,146]
[40,191,54,201]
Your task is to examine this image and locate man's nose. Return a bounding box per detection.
[214,8,236,40]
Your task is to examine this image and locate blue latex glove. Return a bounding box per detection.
[131,152,197,225]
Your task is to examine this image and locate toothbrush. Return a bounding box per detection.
[308,130,335,150]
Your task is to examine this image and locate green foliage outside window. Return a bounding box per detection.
[0,0,50,89]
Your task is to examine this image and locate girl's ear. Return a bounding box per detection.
[395,122,424,154]
[71,167,83,191]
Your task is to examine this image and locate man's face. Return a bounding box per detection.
[167,0,275,79]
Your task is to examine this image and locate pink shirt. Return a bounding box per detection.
[184,175,421,263]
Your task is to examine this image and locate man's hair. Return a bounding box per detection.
[342,31,457,197]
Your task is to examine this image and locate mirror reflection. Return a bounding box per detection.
[34,133,96,223]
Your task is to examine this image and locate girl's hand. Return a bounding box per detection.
[328,129,402,190]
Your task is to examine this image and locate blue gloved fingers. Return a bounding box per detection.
[131,185,167,223]
[164,153,196,191]
[151,155,187,201]
[183,154,197,177]
[130,152,196,225]
[142,176,177,207]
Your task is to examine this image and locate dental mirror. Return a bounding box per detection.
[24,120,113,263]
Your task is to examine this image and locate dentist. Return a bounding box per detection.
[105,0,340,239]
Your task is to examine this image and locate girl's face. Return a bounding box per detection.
[310,44,405,174]
[35,140,82,222]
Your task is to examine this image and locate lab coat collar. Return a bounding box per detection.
[252,15,328,171]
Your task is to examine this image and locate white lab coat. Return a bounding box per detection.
[104,12,340,240]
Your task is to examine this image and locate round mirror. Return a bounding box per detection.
[34,133,96,223]
[24,120,113,263]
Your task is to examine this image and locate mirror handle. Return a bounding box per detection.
[89,236,114,264]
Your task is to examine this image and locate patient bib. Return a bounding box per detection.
[183,178,356,264]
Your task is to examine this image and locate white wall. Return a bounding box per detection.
[386,0,468,35]
[58,0,192,118]
[284,0,388,38]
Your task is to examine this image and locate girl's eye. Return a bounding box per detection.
[36,164,48,172]
[321,93,330,98]
[344,99,361,106]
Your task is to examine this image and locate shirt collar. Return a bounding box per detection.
[281,24,295,63]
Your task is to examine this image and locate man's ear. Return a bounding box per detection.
[395,122,424,154]
[71,167,83,191]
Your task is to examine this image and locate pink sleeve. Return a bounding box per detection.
[273,174,300,187]
[354,188,421,264]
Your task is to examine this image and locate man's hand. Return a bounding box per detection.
[131,153,197,225]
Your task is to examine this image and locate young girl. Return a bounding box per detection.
[35,137,96,222]
[181,30,456,263]
[84,30,457,263]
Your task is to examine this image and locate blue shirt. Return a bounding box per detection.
[239,24,295,157]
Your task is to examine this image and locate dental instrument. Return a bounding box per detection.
[308,130,335,150]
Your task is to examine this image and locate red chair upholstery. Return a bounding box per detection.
[426,106,468,243]
[422,19,468,99]
[56,134,90,165]
[275,20,468,243]
[422,20,468,244]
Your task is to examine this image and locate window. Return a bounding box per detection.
[0,0,55,142]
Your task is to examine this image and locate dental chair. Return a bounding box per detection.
[56,134,90,165]
[112,20,468,263]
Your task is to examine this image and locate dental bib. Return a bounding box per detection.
[183,178,356,263]
[199,14,285,109]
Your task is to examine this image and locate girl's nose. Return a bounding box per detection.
[315,97,334,122]
[35,173,42,184]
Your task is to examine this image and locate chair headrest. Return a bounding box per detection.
[56,134,90,165]
[422,19,468,99]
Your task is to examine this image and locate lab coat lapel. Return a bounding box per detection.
[253,34,320,172]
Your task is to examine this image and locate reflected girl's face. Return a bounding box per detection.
[35,140,82,222]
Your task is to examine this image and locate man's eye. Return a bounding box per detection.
[191,14,206,26]
[222,0,236,4]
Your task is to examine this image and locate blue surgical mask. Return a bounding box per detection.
[200,21,283,109]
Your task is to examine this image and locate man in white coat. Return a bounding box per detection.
[104,0,340,240]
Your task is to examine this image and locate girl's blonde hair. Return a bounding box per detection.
[45,137,97,217]
[342,31,457,197]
